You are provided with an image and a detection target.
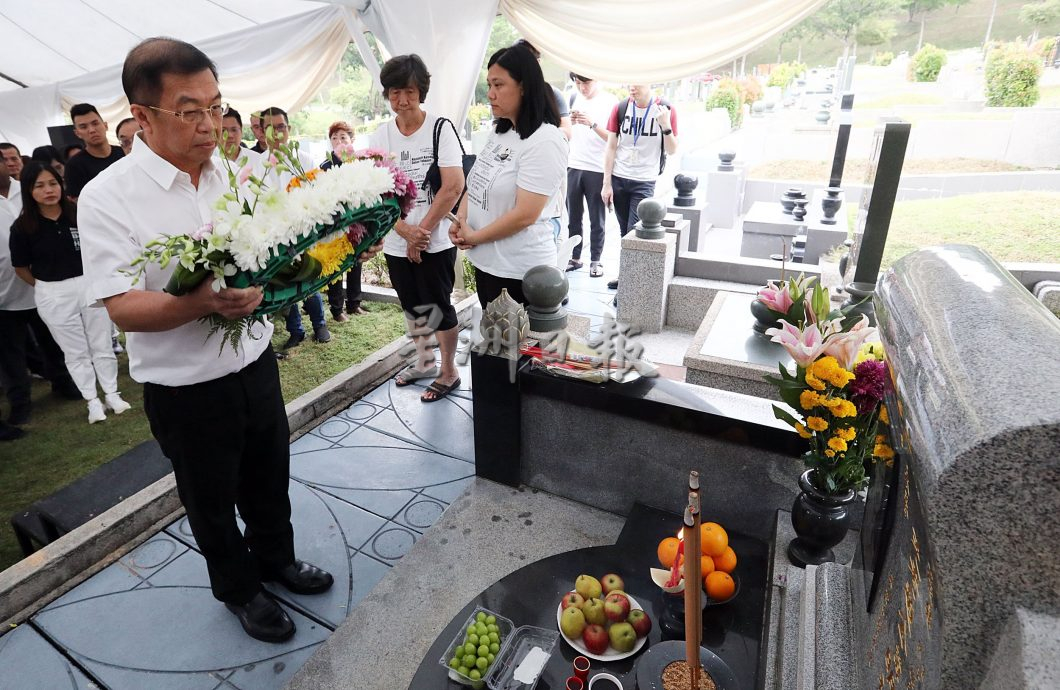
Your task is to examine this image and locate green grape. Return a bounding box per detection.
[476,612,487,622]
[458,666,471,677]
[486,615,496,624]
[487,653,495,663]
[468,624,477,633]
[463,653,476,667]
[477,644,489,657]
[488,632,499,644]
[449,657,461,669]
[487,623,498,633]
[489,642,499,654]
[476,623,488,636]
[464,643,476,656]
[469,669,482,681]
[476,657,489,670]
[468,634,479,646]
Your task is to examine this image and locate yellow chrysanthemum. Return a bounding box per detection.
[819,397,841,410]
[307,234,355,278]
[832,399,858,418]
[875,433,887,444]
[812,356,855,388]
[800,390,822,410]
[828,436,848,452]
[836,427,857,442]
[873,443,895,459]
[825,449,835,458]
[879,405,890,424]
[795,423,812,439]
[806,416,828,432]
[804,369,826,391]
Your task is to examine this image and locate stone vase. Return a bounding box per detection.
[792,199,809,221]
[821,195,842,225]
[750,298,782,335]
[788,468,856,567]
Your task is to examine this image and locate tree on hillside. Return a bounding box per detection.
[778,23,811,63]
[1020,0,1060,43]
[809,0,901,55]
[475,16,521,103]
[857,17,898,57]
[901,0,965,52]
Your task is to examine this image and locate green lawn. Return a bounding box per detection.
[880,192,1060,268]
[0,302,407,572]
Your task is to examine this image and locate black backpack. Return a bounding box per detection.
[421,117,476,213]
[615,97,672,175]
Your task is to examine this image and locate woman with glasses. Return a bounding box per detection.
[10,163,130,423]
[450,44,568,307]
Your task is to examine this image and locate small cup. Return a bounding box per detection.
[573,655,591,681]
[566,676,585,690]
[588,672,624,689]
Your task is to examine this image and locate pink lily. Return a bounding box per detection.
[765,319,827,367]
[821,315,877,369]
[756,281,793,314]
[237,164,254,186]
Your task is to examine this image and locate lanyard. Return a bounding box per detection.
[630,98,652,147]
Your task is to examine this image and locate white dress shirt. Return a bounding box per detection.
[0,202,34,311]
[78,136,273,387]
[1,179,22,217]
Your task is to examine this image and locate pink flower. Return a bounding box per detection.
[821,315,876,370]
[237,164,253,186]
[190,222,213,241]
[346,223,367,245]
[765,319,827,367]
[757,281,793,314]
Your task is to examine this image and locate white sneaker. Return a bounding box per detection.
[112,336,124,354]
[104,393,131,415]
[87,398,107,424]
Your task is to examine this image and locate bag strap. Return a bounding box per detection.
[433,116,468,162]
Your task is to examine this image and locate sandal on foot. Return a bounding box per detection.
[566,259,584,272]
[590,262,604,277]
[395,365,439,387]
[421,377,461,403]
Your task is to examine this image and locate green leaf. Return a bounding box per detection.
[772,405,802,428]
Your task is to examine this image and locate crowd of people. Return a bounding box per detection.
[0,34,679,641]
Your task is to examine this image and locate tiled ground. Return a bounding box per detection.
[0,352,475,690]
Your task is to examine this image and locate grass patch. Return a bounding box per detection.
[0,302,408,572]
[749,157,1028,181]
[880,191,1060,268]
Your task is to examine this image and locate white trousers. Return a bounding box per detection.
[34,275,118,401]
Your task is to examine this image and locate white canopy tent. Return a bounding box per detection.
[0,0,824,151]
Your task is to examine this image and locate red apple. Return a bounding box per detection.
[600,573,625,595]
[561,591,586,610]
[582,623,609,655]
[627,609,652,638]
[603,591,631,623]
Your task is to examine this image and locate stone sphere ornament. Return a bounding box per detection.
[717,150,736,172]
[673,174,698,207]
[634,198,667,240]
[523,264,569,333]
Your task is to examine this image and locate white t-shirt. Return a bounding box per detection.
[1,179,22,217]
[607,97,679,182]
[368,113,462,256]
[79,136,273,387]
[0,202,34,311]
[568,90,619,173]
[465,124,567,280]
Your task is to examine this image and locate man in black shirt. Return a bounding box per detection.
[64,103,125,200]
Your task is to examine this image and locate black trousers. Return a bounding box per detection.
[612,175,657,237]
[474,268,526,310]
[143,347,295,604]
[0,309,73,412]
[385,247,458,331]
[327,262,363,313]
[567,168,606,262]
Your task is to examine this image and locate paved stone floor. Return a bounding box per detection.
[0,226,692,690]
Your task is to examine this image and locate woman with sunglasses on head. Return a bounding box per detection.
[9,163,129,423]
[450,44,568,308]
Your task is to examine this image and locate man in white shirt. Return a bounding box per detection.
[79,37,380,643]
[255,106,330,348]
[216,107,259,168]
[0,164,20,216]
[116,117,142,156]
[601,84,679,292]
[565,73,617,277]
[0,143,22,180]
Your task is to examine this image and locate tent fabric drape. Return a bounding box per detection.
[354,0,500,128]
[499,0,827,84]
[0,6,352,151]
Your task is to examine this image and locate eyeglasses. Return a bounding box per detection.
[145,102,229,125]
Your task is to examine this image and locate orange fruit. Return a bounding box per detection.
[705,571,735,601]
[712,546,737,574]
[675,553,715,577]
[657,537,680,568]
[700,522,729,557]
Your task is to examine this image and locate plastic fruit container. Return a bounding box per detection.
[439,607,516,688]
[484,625,559,690]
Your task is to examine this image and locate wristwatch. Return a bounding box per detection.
[590,122,598,131]
[661,128,672,135]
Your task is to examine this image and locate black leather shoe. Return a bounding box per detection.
[607,279,619,290]
[263,560,334,595]
[225,592,295,643]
